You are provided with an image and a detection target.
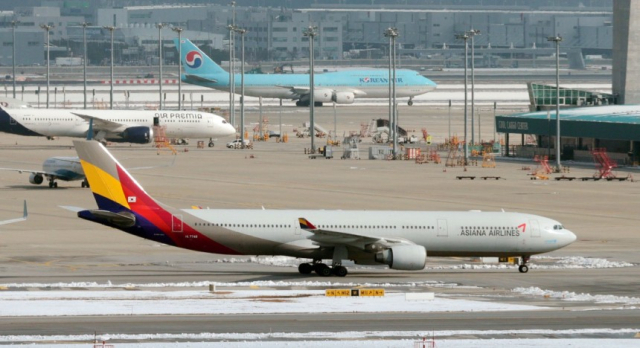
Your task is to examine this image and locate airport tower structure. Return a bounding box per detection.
[613,0,640,104]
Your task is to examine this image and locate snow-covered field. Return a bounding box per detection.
[2,331,639,347]
[0,289,543,317]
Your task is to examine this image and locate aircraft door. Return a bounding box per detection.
[437,219,448,237]
[153,116,160,126]
[172,214,183,233]
[529,220,540,238]
[294,219,301,235]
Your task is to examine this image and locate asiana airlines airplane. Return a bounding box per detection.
[70,140,576,277]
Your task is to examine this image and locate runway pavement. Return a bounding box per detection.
[0,105,638,341]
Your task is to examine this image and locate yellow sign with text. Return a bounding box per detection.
[325,289,351,297]
[359,289,385,297]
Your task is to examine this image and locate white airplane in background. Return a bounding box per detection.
[0,157,86,188]
[70,140,577,277]
[0,107,235,147]
[0,201,27,226]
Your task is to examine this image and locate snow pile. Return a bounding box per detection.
[513,287,640,305]
[0,280,450,289]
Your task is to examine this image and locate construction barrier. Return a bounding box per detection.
[406,147,421,159]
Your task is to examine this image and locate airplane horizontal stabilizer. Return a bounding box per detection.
[79,209,136,228]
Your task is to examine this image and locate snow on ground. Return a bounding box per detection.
[3,340,640,348]
[0,290,542,317]
[1,329,639,347]
[210,255,635,270]
[513,287,640,306]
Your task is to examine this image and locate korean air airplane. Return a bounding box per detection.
[0,107,235,147]
[176,39,437,106]
[70,140,577,277]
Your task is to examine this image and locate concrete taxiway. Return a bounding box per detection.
[0,105,639,340]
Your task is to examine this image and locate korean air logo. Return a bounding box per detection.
[185,51,203,69]
[362,77,370,83]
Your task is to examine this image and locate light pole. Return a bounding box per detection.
[103,26,115,109]
[548,34,563,171]
[40,24,54,109]
[228,0,236,126]
[384,27,399,157]
[455,32,470,164]
[157,23,165,109]
[468,29,480,145]
[171,27,184,110]
[11,20,18,99]
[233,27,247,148]
[303,26,317,153]
[82,22,90,109]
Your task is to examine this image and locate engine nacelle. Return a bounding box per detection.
[332,91,355,104]
[29,173,44,185]
[122,126,154,144]
[313,89,334,103]
[374,245,427,270]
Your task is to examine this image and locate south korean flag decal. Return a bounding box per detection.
[127,196,137,203]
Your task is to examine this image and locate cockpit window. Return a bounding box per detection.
[553,225,564,230]
[222,120,227,124]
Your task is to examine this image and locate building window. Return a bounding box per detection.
[272,27,288,32]
[323,27,338,32]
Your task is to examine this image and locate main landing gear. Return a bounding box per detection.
[81,179,90,188]
[48,180,58,188]
[298,260,348,277]
[408,97,414,106]
[518,255,530,273]
[208,138,215,148]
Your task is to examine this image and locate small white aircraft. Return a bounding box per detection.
[0,107,235,147]
[70,140,577,277]
[0,200,27,226]
[0,157,86,188]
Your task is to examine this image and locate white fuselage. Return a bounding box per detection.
[181,209,576,259]
[3,108,234,139]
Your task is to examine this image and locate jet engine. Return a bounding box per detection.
[29,173,44,185]
[374,245,427,270]
[121,126,154,144]
[313,89,334,103]
[332,91,355,104]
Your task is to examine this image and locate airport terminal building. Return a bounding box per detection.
[495,104,640,165]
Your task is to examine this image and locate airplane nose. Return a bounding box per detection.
[563,230,577,245]
[225,123,236,136]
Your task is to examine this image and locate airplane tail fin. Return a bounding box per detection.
[175,38,227,76]
[72,140,160,214]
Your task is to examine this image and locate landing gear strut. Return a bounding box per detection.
[297,260,348,277]
[518,255,530,273]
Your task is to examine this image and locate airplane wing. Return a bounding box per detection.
[298,217,414,248]
[0,168,54,178]
[184,74,218,84]
[276,86,311,96]
[70,112,124,132]
[0,200,27,226]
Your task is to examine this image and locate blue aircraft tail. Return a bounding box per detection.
[175,38,227,76]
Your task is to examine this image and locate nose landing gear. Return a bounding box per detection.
[518,255,530,273]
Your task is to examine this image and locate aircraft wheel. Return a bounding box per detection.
[332,266,348,277]
[314,263,332,277]
[81,181,85,188]
[298,263,313,274]
[408,100,414,106]
[208,141,215,148]
[53,182,58,188]
[518,265,529,273]
[48,181,54,188]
